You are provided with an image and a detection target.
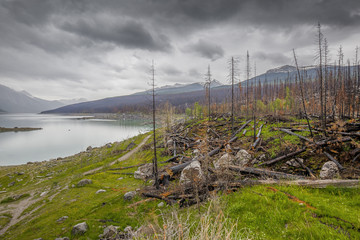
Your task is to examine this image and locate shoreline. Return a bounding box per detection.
[0,127,42,133]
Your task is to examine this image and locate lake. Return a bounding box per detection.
[0,113,151,166]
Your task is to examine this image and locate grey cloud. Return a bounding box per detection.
[161,65,182,76]
[184,39,224,61]
[253,52,291,65]
[62,18,172,52]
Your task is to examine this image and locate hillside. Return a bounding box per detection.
[0,115,359,239]
[0,84,64,113]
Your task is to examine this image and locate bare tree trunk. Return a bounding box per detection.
[151,61,159,189]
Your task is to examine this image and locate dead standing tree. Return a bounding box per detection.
[205,65,212,122]
[150,61,159,189]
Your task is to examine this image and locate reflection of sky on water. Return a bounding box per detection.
[0,114,150,166]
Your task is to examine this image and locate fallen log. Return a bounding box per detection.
[160,155,182,164]
[243,129,247,136]
[215,179,359,188]
[324,152,344,170]
[109,163,146,171]
[251,138,261,150]
[256,124,264,139]
[314,137,352,147]
[141,193,174,205]
[279,128,312,142]
[228,165,304,180]
[258,148,306,166]
[231,120,252,138]
[352,153,360,163]
[207,128,220,138]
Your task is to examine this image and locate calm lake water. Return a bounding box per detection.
[0,114,151,166]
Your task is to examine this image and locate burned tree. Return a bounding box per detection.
[150,61,159,189]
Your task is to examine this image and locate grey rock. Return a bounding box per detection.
[86,146,92,152]
[17,172,25,175]
[71,222,88,235]
[40,191,47,197]
[102,225,118,238]
[320,161,339,179]
[124,226,132,233]
[106,143,112,148]
[96,189,106,194]
[124,191,136,201]
[286,158,304,167]
[8,181,15,187]
[125,141,136,151]
[193,149,201,156]
[214,153,234,169]
[157,202,165,208]
[56,216,69,223]
[134,163,153,180]
[117,177,123,180]
[77,179,92,187]
[180,160,204,186]
[55,237,70,240]
[33,238,44,240]
[235,149,252,167]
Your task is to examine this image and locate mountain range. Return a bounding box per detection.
[2,64,356,114]
[0,84,86,113]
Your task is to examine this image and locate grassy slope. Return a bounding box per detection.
[0,118,359,239]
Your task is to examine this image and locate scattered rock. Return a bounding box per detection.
[124,191,136,201]
[157,202,165,208]
[180,160,204,185]
[193,149,201,156]
[96,189,106,194]
[17,172,25,175]
[117,177,123,180]
[214,153,234,169]
[125,141,136,151]
[56,216,69,223]
[55,237,69,240]
[33,238,44,240]
[71,222,89,235]
[124,226,132,233]
[100,225,118,239]
[86,146,92,152]
[134,163,153,180]
[166,139,174,149]
[286,158,303,167]
[320,161,340,179]
[235,149,252,167]
[8,181,15,187]
[106,143,112,148]
[77,179,93,187]
[40,191,47,197]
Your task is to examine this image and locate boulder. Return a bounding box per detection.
[125,142,136,151]
[286,158,304,167]
[213,153,234,169]
[86,146,92,152]
[180,160,204,185]
[71,222,88,235]
[124,191,136,201]
[106,143,112,148]
[96,189,106,194]
[320,161,340,179]
[124,226,132,233]
[235,149,252,167]
[55,237,70,240]
[157,202,165,208]
[77,179,92,187]
[134,163,153,180]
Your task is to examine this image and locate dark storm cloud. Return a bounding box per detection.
[254,52,291,65]
[183,39,225,61]
[62,19,172,52]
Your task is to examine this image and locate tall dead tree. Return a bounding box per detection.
[246,51,250,120]
[293,49,314,137]
[317,23,325,132]
[253,62,257,142]
[150,61,159,189]
[231,57,235,135]
[205,65,212,121]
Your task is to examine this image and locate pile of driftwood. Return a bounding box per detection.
[132,116,360,206]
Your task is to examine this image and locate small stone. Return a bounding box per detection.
[117,177,123,180]
[102,225,118,238]
[17,172,25,175]
[8,181,15,187]
[320,161,339,179]
[55,237,70,240]
[124,226,132,233]
[77,179,92,187]
[71,222,88,235]
[193,149,200,155]
[157,202,165,208]
[106,143,112,148]
[40,191,47,197]
[135,188,140,191]
[86,146,92,152]
[33,238,44,240]
[124,191,136,201]
[71,184,75,188]
[96,189,106,194]
[286,158,304,167]
[56,216,69,223]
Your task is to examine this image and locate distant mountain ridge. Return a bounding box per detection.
[0,84,87,113]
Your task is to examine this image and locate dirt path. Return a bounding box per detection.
[83,135,151,176]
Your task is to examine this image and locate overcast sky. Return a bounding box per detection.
[0,0,359,101]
